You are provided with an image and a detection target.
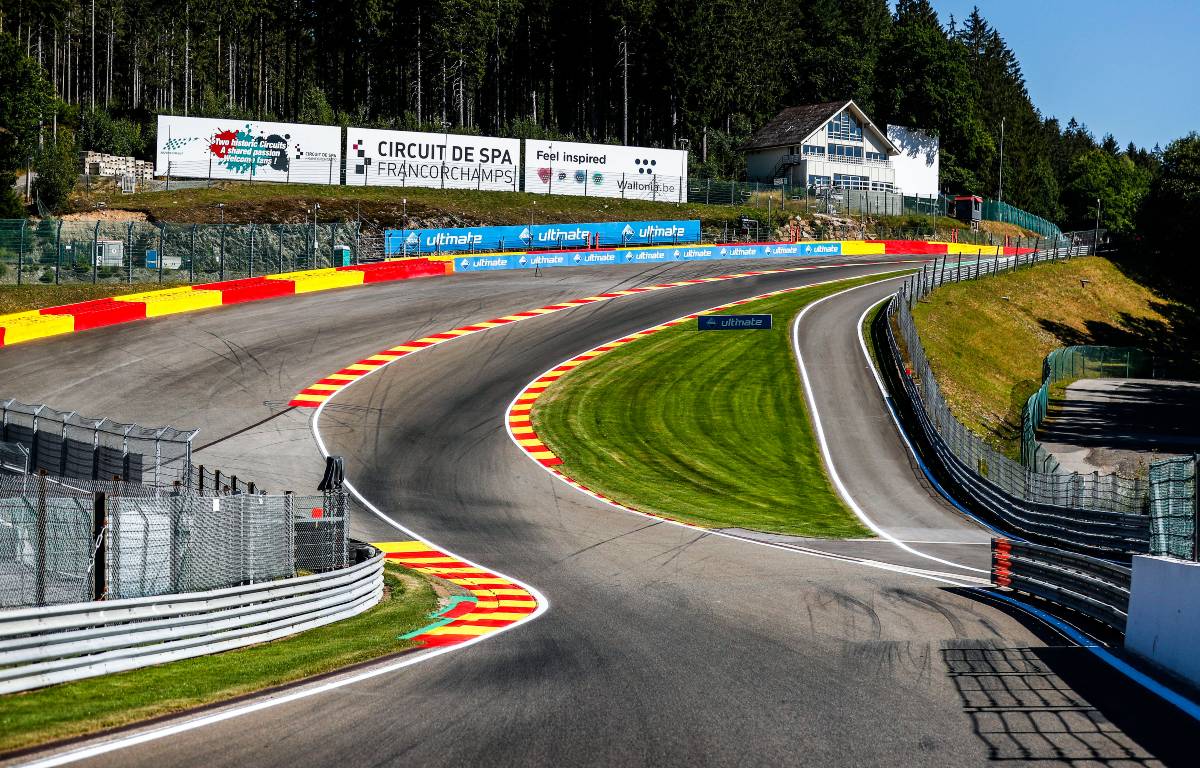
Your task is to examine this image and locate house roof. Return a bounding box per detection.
[742,100,900,154]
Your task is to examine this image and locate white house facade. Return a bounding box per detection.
[743,101,900,192]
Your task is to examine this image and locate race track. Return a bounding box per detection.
[4,258,1195,767]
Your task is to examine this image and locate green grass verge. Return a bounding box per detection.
[0,283,169,315]
[910,256,1181,458]
[532,273,905,538]
[0,564,438,754]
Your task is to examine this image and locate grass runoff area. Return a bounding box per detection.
[0,282,167,315]
[0,564,437,754]
[532,273,905,538]
[910,256,1186,459]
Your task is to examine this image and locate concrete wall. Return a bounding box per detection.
[888,124,940,197]
[1125,555,1200,687]
[746,149,787,183]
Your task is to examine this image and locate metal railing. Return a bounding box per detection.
[0,219,362,286]
[0,543,382,694]
[991,538,1131,631]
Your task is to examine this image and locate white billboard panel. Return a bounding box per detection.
[156,115,342,184]
[523,140,688,201]
[345,128,520,191]
[887,124,940,197]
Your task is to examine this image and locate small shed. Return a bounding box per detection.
[953,195,982,227]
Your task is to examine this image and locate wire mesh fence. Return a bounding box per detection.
[1021,346,1156,472]
[0,399,196,487]
[892,240,1149,516]
[1149,456,1197,561]
[0,219,363,286]
[0,470,349,608]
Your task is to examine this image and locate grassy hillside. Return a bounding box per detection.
[911,256,1186,457]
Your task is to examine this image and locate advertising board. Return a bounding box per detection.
[156,115,342,183]
[523,140,688,201]
[346,128,520,191]
[451,241,842,272]
[385,220,700,255]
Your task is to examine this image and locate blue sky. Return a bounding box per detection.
[927,0,1199,150]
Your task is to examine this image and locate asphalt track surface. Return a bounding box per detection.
[4,258,1198,767]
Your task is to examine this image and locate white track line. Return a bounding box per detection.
[791,282,989,574]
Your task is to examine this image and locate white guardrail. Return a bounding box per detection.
[0,548,384,694]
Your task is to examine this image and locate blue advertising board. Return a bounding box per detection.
[385,220,701,255]
[451,241,843,272]
[697,314,773,330]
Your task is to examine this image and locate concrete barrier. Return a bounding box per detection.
[1125,555,1200,687]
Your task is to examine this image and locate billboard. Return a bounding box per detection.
[156,116,342,183]
[346,128,520,191]
[384,220,700,255]
[523,140,688,201]
[451,241,842,271]
[887,125,940,197]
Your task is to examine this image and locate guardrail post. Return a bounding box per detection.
[93,489,107,600]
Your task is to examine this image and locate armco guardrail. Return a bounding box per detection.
[0,545,382,694]
[992,538,1131,631]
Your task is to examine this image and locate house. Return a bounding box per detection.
[742,100,899,192]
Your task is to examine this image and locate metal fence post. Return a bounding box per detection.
[249,223,256,278]
[54,220,62,284]
[93,489,107,600]
[36,469,47,605]
[92,222,100,283]
[170,481,182,592]
[1194,455,1200,562]
[158,224,165,283]
[126,222,134,284]
[219,223,226,281]
[17,220,26,285]
[189,224,196,282]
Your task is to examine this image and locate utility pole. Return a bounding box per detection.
[621,23,628,145]
[90,0,95,111]
[996,116,1005,219]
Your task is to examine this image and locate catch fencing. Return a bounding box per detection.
[1021,346,1156,473]
[1149,456,1197,560]
[0,471,349,609]
[1,399,196,487]
[0,219,362,286]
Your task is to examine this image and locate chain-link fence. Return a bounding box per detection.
[1021,346,1156,473]
[893,240,1148,515]
[0,219,363,286]
[1149,456,1197,561]
[0,470,349,608]
[1,399,196,487]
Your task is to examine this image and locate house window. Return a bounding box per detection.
[802,145,825,156]
[826,111,863,141]
[833,173,869,190]
[865,151,887,163]
[827,143,863,160]
[808,174,831,189]
[870,181,895,192]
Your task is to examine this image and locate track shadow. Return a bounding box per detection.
[943,588,1200,765]
[1039,380,1200,453]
